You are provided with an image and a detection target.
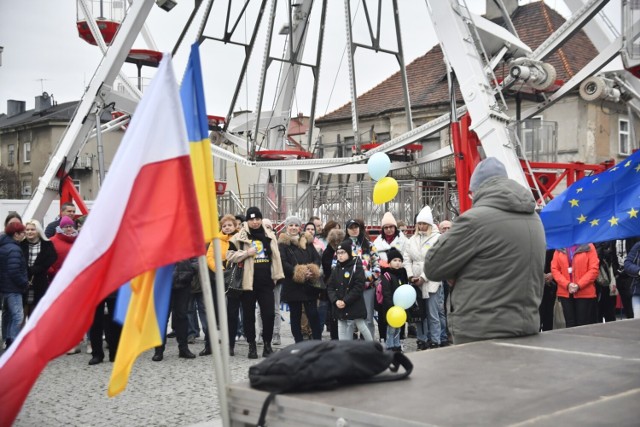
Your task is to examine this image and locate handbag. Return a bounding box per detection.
[25,277,35,305]
[595,262,611,287]
[553,297,566,329]
[224,262,244,297]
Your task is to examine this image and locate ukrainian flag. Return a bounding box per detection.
[180,43,220,241]
[108,265,173,397]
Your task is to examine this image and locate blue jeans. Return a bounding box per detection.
[426,289,442,345]
[338,319,373,341]
[2,293,24,343]
[187,293,207,338]
[416,298,429,342]
[386,326,401,349]
[362,287,376,339]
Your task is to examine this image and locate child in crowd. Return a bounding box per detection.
[327,240,373,341]
[380,248,408,352]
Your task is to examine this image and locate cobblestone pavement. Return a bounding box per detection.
[12,324,420,427]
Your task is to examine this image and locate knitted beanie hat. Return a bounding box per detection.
[60,216,75,228]
[284,216,302,227]
[469,157,508,193]
[245,206,263,220]
[386,247,403,262]
[415,206,434,225]
[337,240,353,260]
[381,212,397,228]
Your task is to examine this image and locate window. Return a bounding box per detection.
[21,180,31,196]
[72,179,81,193]
[8,144,14,166]
[23,142,31,163]
[619,118,630,155]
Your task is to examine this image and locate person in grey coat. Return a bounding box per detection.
[424,157,546,344]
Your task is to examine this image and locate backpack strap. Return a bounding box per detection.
[256,391,277,427]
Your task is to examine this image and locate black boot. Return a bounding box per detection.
[248,342,258,359]
[229,346,235,356]
[179,348,196,359]
[152,348,163,362]
[199,345,212,356]
[262,342,273,357]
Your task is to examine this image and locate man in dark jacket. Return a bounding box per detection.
[1,222,29,348]
[424,157,546,344]
[44,202,76,238]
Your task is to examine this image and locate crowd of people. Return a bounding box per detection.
[2,158,640,363]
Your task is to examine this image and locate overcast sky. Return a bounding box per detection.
[0,1,623,118]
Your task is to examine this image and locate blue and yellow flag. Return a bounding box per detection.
[540,150,640,249]
[180,43,220,241]
[108,265,173,397]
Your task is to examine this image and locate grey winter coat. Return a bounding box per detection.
[424,176,546,344]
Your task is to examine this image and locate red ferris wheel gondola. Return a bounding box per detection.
[76,0,124,46]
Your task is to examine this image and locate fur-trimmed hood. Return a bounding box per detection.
[278,231,314,249]
[327,228,346,249]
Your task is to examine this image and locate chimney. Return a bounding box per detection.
[34,92,52,113]
[485,0,519,21]
[7,100,26,117]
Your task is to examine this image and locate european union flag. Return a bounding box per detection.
[541,150,640,249]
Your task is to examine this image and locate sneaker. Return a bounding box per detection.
[272,333,281,346]
[427,342,439,350]
[416,340,426,351]
[67,347,81,355]
[179,348,196,359]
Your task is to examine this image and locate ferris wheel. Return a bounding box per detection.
[22,0,640,221]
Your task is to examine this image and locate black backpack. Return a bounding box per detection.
[249,340,413,426]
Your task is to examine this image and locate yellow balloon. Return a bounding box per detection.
[373,177,399,204]
[386,305,407,328]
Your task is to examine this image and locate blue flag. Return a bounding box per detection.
[540,150,640,249]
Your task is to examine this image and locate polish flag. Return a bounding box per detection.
[0,54,205,426]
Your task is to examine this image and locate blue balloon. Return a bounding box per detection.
[393,284,417,309]
[367,152,391,181]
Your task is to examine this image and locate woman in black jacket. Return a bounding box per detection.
[326,240,373,341]
[279,216,323,343]
[321,228,345,340]
[1,222,29,349]
[21,220,57,316]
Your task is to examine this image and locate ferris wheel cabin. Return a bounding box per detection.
[76,0,124,46]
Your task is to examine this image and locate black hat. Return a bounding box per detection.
[386,248,403,262]
[337,240,353,260]
[246,207,262,220]
[345,219,359,229]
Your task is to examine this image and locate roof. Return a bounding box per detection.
[317,1,597,124]
[0,101,79,132]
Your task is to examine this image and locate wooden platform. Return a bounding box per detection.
[227,319,640,426]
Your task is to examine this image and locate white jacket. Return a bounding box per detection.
[373,232,408,262]
[403,229,441,296]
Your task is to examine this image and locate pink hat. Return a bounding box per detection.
[60,216,75,228]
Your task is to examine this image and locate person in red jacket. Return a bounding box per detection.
[47,216,78,282]
[551,243,599,327]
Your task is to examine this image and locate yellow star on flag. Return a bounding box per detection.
[569,199,579,207]
[629,207,639,218]
[590,219,599,227]
[577,214,587,224]
[576,188,583,193]
[609,166,618,172]
[625,160,632,167]
[635,164,640,172]
[592,177,599,183]
[608,216,619,226]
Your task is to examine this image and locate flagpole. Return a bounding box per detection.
[197,255,230,426]
[210,238,231,382]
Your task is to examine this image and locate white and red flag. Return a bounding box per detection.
[0,54,205,425]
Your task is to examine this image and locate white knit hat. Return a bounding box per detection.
[415,206,434,225]
[381,212,397,227]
